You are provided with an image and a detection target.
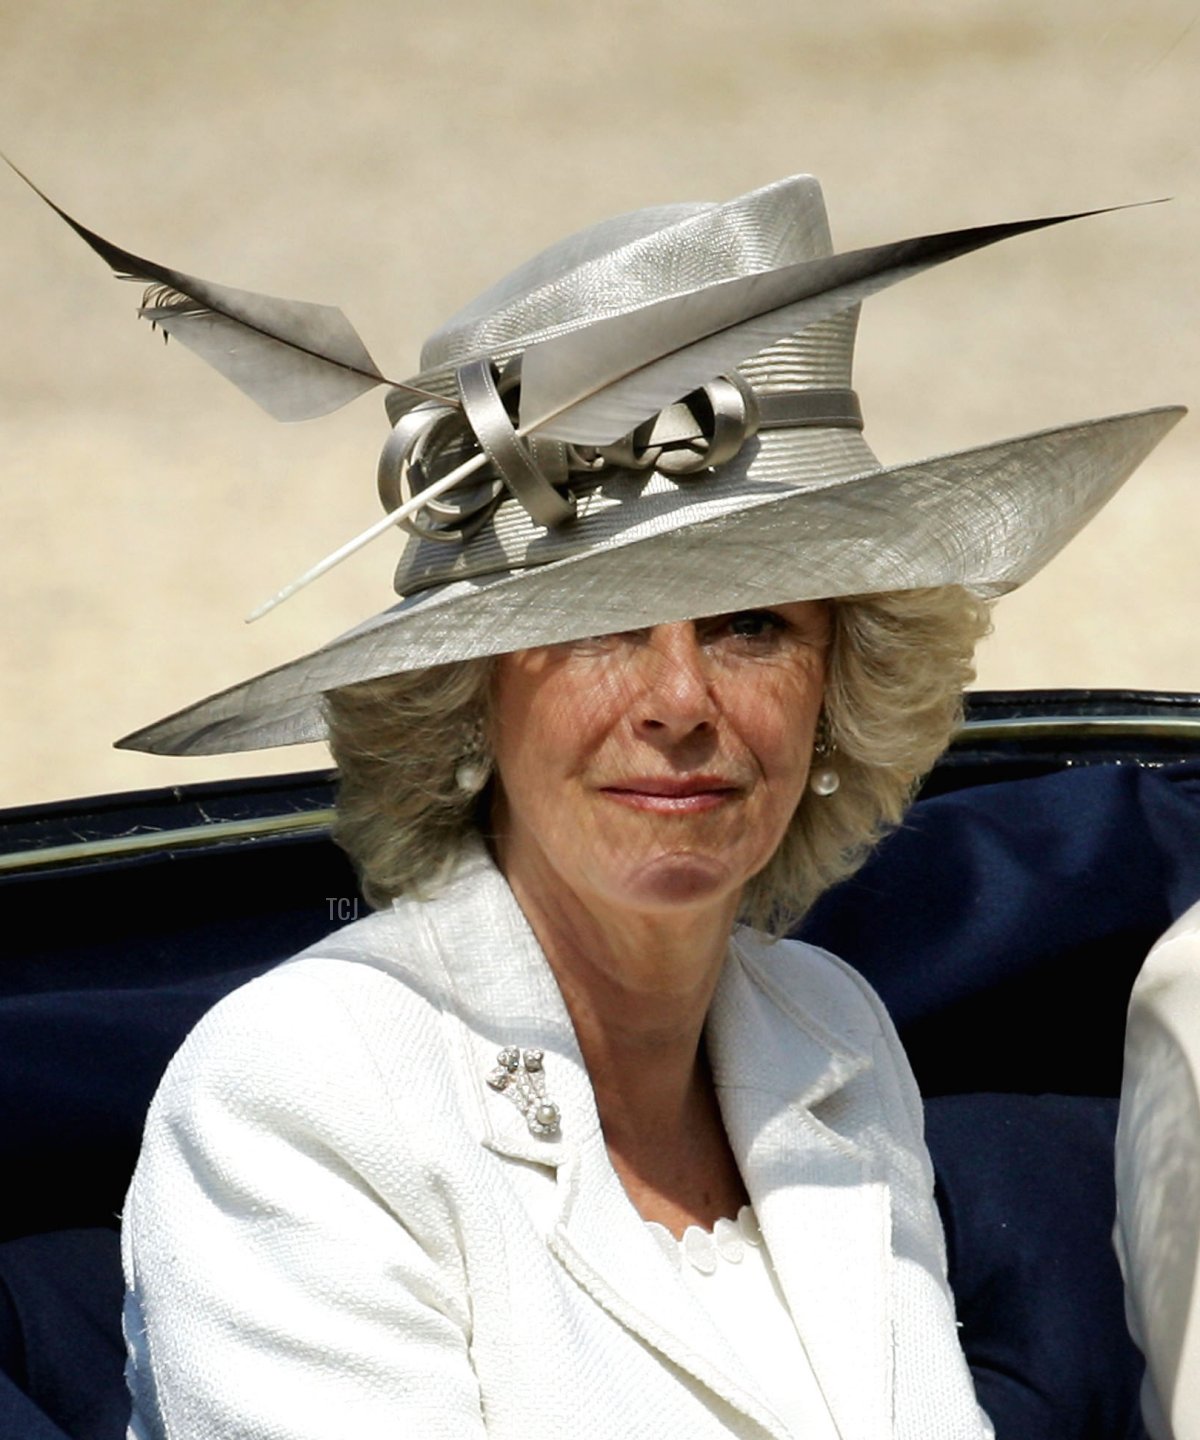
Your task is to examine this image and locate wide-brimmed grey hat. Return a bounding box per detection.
[29,169,1183,755]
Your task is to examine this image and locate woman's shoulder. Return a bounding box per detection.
[729,929,928,1149]
[127,904,482,1318]
[731,927,899,1047]
[235,901,445,1016]
[151,904,456,1129]
[150,845,547,1144]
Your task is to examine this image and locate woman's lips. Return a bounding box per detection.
[598,778,741,814]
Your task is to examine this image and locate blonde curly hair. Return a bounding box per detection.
[325,586,991,932]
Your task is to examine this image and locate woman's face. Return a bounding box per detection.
[490,603,830,922]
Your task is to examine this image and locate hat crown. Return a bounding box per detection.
[390,175,868,602]
[417,175,851,388]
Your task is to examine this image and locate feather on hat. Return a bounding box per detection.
[20,168,1184,754]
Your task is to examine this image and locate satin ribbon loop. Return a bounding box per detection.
[590,416,663,473]
[457,357,577,529]
[653,372,761,477]
[377,398,505,542]
[377,355,575,539]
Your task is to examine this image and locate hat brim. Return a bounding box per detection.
[119,405,1183,756]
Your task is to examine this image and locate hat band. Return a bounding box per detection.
[758,390,862,431]
[377,359,862,544]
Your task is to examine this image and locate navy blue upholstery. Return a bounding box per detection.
[926,1094,1146,1440]
[801,761,1200,1098]
[1,760,1197,1439]
[0,1232,125,1440]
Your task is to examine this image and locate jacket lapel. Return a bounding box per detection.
[708,935,894,1440]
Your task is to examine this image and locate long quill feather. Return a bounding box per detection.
[6,158,446,420]
[518,207,1134,445]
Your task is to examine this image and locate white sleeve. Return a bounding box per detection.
[1115,900,1200,1440]
[122,965,487,1440]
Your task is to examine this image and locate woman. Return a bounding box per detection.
[45,173,1177,1438]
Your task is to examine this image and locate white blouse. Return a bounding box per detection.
[645,1208,840,1439]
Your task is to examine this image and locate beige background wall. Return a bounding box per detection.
[1,0,1196,809]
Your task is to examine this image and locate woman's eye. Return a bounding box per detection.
[695,611,791,652]
[726,610,786,639]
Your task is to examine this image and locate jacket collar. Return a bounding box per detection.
[411,844,892,1440]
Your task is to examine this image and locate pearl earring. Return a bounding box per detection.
[809,715,840,796]
[455,717,491,796]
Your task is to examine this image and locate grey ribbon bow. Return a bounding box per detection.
[377,358,861,542]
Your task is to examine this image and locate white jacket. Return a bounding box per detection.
[122,844,991,1440]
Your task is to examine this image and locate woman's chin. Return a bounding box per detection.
[608,851,746,915]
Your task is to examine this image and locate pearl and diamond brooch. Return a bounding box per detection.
[486,1047,561,1137]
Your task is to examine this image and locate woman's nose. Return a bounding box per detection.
[632,624,717,738]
